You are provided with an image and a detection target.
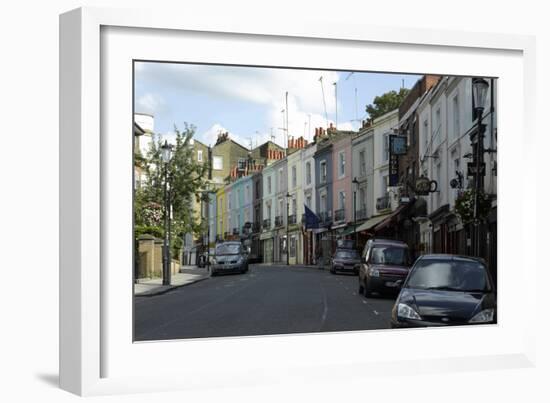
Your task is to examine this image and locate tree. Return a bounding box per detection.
[365,88,410,122]
[135,123,210,257]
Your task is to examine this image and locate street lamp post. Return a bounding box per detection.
[352,177,359,248]
[471,78,489,258]
[161,140,173,286]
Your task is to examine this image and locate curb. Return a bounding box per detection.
[134,276,210,297]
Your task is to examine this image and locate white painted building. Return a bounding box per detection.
[372,109,400,215]
[417,76,498,256]
[287,148,304,264]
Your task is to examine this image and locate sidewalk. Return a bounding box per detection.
[134,266,210,296]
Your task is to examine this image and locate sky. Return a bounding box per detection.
[134,61,421,149]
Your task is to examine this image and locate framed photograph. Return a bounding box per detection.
[60,7,536,396]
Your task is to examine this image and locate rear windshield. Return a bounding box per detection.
[406,259,491,292]
[335,250,359,259]
[370,246,409,266]
[215,244,241,255]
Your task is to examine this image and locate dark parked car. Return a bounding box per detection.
[330,248,361,274]
[358,238,411,297]
[210,242,249,276]
[390,254,496,328]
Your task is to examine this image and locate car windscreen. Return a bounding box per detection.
[215,244,241,255]
[406,259,491,292]
[370,246,408,266]
[335,250,359,259]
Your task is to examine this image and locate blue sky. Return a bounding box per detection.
[134,62,421,149]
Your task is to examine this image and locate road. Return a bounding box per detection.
[134,264,397,341]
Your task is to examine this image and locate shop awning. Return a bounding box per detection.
[373,204,408,232]
[355,213,392,233]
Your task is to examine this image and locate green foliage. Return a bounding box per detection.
[134,225,163,239]
[454,189,492,224]
[365,88,410,122]
[134,123,210,252]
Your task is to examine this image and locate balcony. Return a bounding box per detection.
[262,219,271,230]
[376,195,391,211]
[356,208,368,220]
[334,208,345,222]
[319,211,332,225]
[252,221,261,232]
[288,214,297,225]
[275,215,284,227]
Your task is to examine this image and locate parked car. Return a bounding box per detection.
[210,241,249,276]
[330,248,361,275]
[358,238,411,297]
[390,254,496,328]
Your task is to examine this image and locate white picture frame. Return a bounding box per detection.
[60,7,537,396]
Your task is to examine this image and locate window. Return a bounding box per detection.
[306,161,311,185]
[359,188,366,210]
[267,176,272,194]
[338,191,346,209]
[245,185,250,204]
[279,199,284,216]
[213,155,223,170]
[267,204,271,220]
[382,175,388,196]
[292,197,297,215]
[306,195,312,208]
[197,150,203,162]
[383,134,390,161]
[290,235,297,257]
[359,150,366,176]
[434,107,441,145]
[292,165,297,188]
[237,158,246,170]
[339,151,346,177]
[320,193,327,212]
[279,168,283,190]
[423,119,429,154]
[320,160,327,183]
[453,95,460,139]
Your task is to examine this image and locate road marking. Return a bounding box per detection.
[362,300,367,304]
[374,310,379,315]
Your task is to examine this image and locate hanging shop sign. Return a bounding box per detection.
[388,135,407,186]
[415,176,438,196]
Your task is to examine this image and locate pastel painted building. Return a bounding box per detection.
[302,142,317,264]
[260,161,277,263]
[286,137,308,265]
[272,157,288,264]
[331,133,354,233]
[352,125,375,223]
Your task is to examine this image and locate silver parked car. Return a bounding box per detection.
[210,242,249,276]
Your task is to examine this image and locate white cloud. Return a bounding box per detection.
[135,62,362,147]
[136,93,165,116]
[199,123,261,149]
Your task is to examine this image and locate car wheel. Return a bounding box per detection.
[330,267,336,274]
[364,279,373,297]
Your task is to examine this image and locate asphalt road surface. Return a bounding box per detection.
[134,264,397,341]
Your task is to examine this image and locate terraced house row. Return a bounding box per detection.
[191,75,497,279]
